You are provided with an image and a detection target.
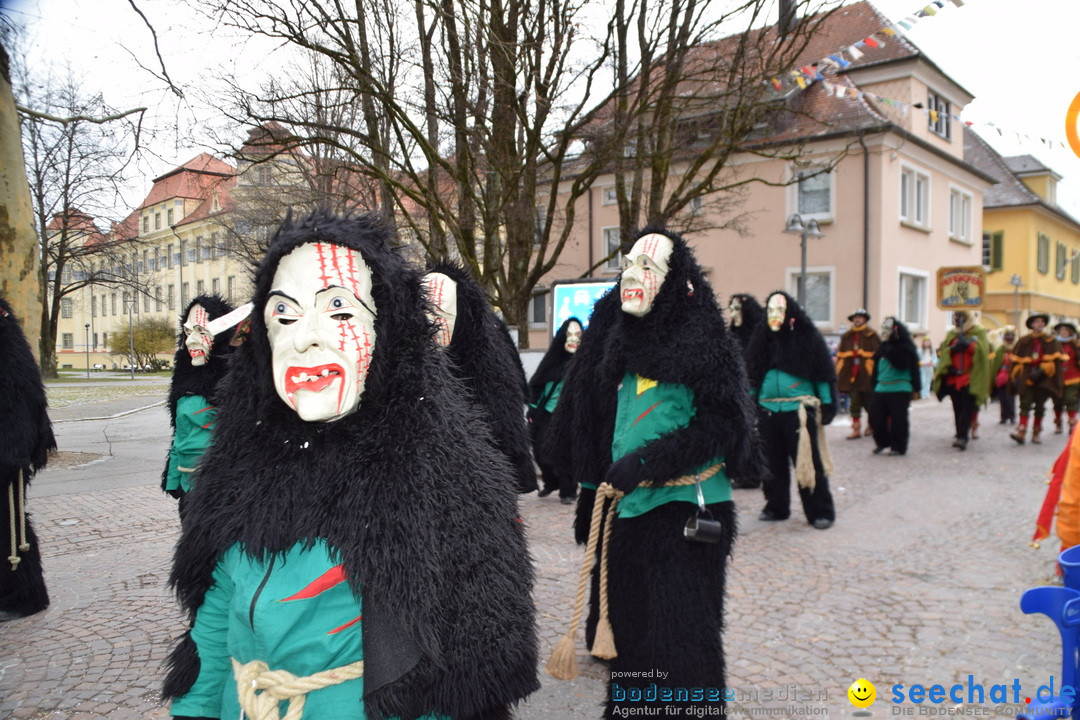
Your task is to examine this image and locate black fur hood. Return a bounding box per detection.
[165,212,538,719]
[425,260,537,494]
[0,297,55,473]
[745,291,837,389]
[528,316,582,403]
[876,317,919,371]
[728,293,765,353]
[166,294,237,425]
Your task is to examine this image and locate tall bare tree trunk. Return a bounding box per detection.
[0,44,42,366]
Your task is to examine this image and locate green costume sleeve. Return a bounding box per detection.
[171,556,234,717]
[815,381,833,404]
[165,395,218,493]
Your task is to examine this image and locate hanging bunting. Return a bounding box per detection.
[922,5,938,15]
[828,53,851,68]
[771,77,783,91]
[848,45,865,60]
[951,0,964,5]
[863,36,879,48]
[881,28,897,36]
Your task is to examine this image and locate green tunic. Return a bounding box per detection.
[931,325,991,405]
[874,357,913,394]
[753,369,832,412]
[611,373,730,518]
[171,539,447,720]
[528,379,562,414]
[165,394,217,493]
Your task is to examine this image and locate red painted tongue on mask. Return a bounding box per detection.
[622,288,643,302]
[285,364,344,394]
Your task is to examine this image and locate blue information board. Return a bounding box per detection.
[549,279,617,337]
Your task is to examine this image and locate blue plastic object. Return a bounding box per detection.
[1018,581,1080,719]
[1061,546,1080,592]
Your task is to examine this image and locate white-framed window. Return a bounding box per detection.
[603,227,623,272]
[688,196,703,217]
[898,268,929,329]
[62,333,73,349]
[181,282,190,307]
[155,286,163,312]
[154,213,161,230]
[197,280,205,296]
[529,289,548,327]
[983,231,1003,272]
[60,297,73,318]
[948,186,972,242]
[900,165,930,227]
[142,215,149,234]
[227,276,236,302]
[212,278,221,295]
[785,266,834,327]
[790,165,834,222]
[928,91,951,141]
[167,285,175,311]
[602,187,618,205]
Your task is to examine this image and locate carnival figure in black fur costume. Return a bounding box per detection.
[745,291,837,528]
[727,293,767,489]
[869,317,921,456]
[422,262,536,494]
[728,293,765,359]
[0,297,55,621]
[546,229,758,719]
[164,212,538,720]
[161,295,238,510]
[528,316,583,502]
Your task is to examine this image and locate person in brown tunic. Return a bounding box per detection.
[835,308,880,439]
[1009,312,1064,445]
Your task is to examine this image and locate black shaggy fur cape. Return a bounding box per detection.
[873,318,922,394]
[161,295,236,494]
[745,291,838,396]
[528,316,580,405]
[0,297,55,616]
[163,213,539,720]
[728,293,765,359]
[426,261,536,494]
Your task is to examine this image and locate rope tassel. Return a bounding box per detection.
[232,657,364,720]
[8,470,26,571]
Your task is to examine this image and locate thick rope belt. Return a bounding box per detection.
[545,463,723,680]
[8,469,30,571]
[759,395,834,491]
[231,657,364,720]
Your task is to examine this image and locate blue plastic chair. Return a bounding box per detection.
[1018,585,1080,719]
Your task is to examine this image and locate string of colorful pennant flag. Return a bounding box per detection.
[765,0,1065,151]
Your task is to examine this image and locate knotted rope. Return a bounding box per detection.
[8,469,29,571]
[231,657,364,720]
[545,463,723,680]
[760,395,834,491]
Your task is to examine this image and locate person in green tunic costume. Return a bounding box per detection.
[932,310,990,450]
[868,317,921,456]
[164,212,538,720]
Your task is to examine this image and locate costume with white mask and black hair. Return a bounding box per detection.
[547,228,758,718]
[161,295,239,506]
[745,291,837,529]
[0,297,55,622]
[868,317,921,456]
[165,212,538,720]
[728,293,765,360]
[528,316,584,502]
[423,261,537,494]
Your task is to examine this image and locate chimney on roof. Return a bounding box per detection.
[778,0,795,38]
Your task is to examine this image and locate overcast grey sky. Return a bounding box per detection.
[4,0,1080,217]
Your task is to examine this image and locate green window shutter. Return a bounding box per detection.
[991,232,1004,272]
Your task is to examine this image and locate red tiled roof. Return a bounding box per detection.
[110,211,140,243]
[138,153,236,210]
[175,175,238,228]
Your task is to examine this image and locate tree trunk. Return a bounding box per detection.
[0,44,43,368]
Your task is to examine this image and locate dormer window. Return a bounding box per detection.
[928,91,951,141]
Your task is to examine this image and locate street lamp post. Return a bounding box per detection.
[783,213,826,307]
[84,323,90,379]
[126,297,135,380]
[1009,274,1023,329]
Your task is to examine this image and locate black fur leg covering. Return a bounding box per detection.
[0,509,48,617]
[603,501,736,718]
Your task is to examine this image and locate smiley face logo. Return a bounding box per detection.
[848,678,876,708]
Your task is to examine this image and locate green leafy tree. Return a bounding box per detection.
[109,316,175,370]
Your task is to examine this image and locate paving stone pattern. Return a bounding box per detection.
[0,397,1071,718]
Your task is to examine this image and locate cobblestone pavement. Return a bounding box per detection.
[0,391,1072,719]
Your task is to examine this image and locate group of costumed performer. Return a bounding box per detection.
[1052,321,1080,435]
[745,292,837,529]
[0,298,55,622]
[164,212,539,720]
[528,316,583,503]
[546,228,760,718]
[726,293,767,489]
[421,262,537,494]
[868,317,921,456]
[1008,312,1061,445]
[989,326,1018,425]
[932,310,990,451]
[161,295,241,514]
[835,308,880,440]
